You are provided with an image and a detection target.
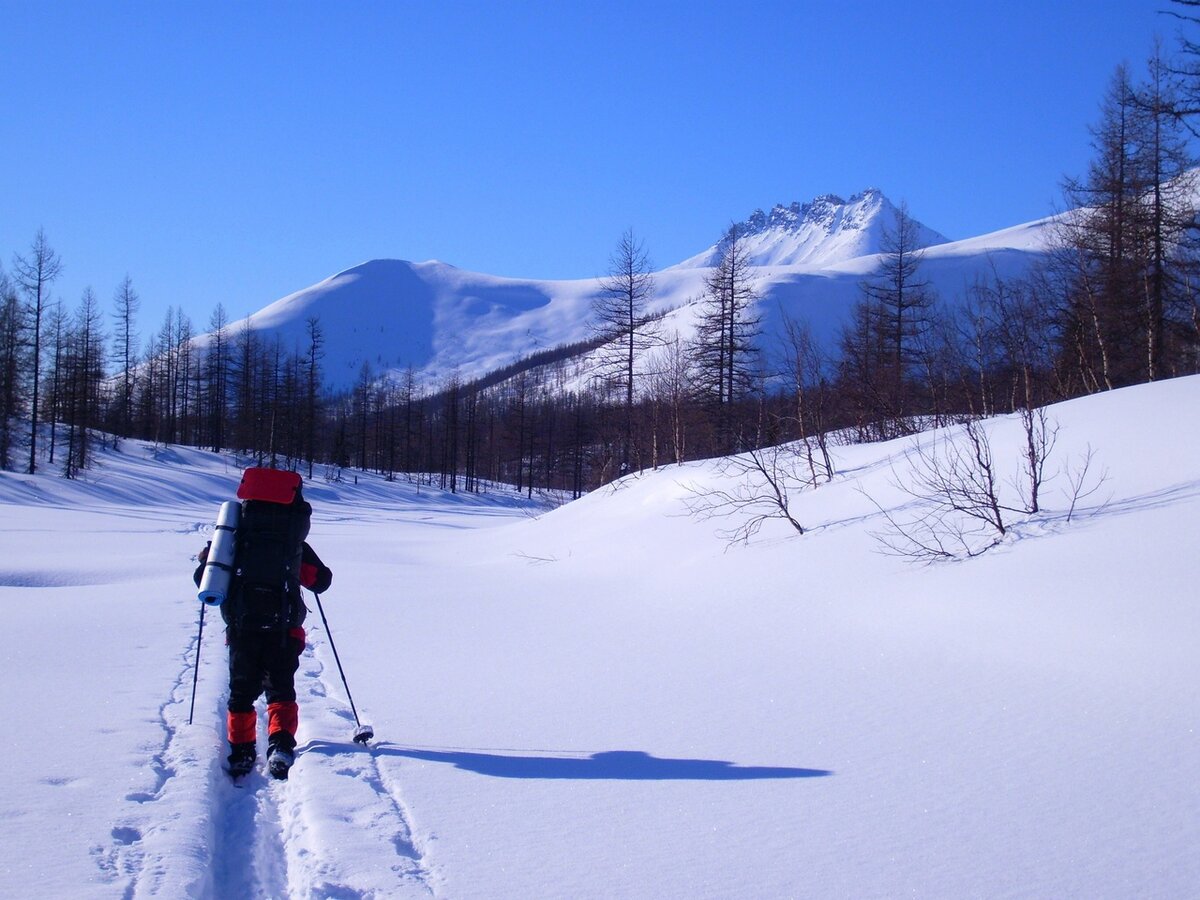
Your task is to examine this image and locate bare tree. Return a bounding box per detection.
[205,303,230,452]
[304,316,325,478]
[12,229,64,473]
[1052,57,1198,390]
[44,301,68,465]
[1053,65,1140,392]
[647,331,692,467]
[849,200,935,430]
[1133,41,1198,381]
[175,310,195,446]
[958,265,1057,415]
[591,228,658,474]
[231,315,263,457]
[111,275,139,440]
[837,291,889,441]
[872,417,1007,561]
[781,314,835,483]
[692,224,760,452]
[1165,0,1200,133]
[63,287,106,478]
[870,409,1104,561]
[685,443,811,546]
[0,268,27,470]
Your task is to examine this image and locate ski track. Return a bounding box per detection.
[278,628,436,898]
[91,607,434,899]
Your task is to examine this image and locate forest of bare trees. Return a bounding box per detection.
[2,22,1200,493]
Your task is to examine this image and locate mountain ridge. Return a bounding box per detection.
[206,189,1054,390]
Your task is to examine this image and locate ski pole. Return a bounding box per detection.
[311,591,374,744]
[188,601,206,726]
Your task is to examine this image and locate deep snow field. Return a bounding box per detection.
[1,376,1198,899]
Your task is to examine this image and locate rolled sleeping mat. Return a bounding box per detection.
[198,500,241,605]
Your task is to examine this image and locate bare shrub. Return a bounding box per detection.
[871,408,1106,562]
[685,443,813,546]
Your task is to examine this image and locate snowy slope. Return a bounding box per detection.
[3,375,1198,897]
[196,259,609,388]
[216,190,1053,391]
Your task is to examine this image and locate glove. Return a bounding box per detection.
[300,561,332,594]
[197,542,210,564]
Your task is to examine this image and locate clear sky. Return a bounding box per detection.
[0,0,1185,336]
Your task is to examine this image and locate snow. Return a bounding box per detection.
[2,375,1199,897]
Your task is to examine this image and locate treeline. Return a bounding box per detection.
[3,24,1200,491]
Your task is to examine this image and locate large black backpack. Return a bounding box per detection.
[221,470,312,631]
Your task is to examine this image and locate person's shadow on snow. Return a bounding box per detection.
[302,741,832,781]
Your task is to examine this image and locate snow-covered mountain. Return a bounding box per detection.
[672,188,950,269]
[213,190,1055,391]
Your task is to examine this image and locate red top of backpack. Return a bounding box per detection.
[237,468,303,505]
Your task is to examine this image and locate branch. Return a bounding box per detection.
[683,444,812,547]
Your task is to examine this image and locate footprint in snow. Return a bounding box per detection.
[111,826,141,845]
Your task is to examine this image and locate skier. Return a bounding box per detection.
[194,468,333,779]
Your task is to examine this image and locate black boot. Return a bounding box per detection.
[267,732,296,780]
[227,741,256,778]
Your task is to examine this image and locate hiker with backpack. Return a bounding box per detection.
[193,467,333,779]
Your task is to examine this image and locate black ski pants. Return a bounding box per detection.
[226,627,304,713]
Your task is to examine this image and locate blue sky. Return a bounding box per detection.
[0,0,1183,336]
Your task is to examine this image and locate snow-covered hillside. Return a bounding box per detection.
[1,375,1198,898]
[215,190,1055,391]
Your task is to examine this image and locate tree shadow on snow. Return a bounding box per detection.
[301,740,832,781]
